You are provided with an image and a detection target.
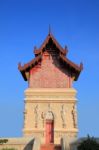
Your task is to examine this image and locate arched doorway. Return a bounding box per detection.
[45,111,54,144]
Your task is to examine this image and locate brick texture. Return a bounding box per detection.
[29,52,72,88]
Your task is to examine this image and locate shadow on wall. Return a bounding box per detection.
[24,139,34,150]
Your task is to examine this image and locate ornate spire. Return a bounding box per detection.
[49,24,51,35]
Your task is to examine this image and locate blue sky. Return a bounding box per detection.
[0,0,99,138]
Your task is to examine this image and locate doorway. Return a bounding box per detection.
[45,111,54,144]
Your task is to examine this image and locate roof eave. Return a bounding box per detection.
[59,54,83,81]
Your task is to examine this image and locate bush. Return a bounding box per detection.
[0,139,8,144]
[77,135,99,150]
[2,149,16,150]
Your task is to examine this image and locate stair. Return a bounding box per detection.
[40,144,61,150]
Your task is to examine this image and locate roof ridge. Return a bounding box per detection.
[34,33,67,55]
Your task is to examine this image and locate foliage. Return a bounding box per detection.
[77,135,99,150]
[2,149,16,150]
[0,139,8,144]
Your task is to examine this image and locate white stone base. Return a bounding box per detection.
[23,88,78,144]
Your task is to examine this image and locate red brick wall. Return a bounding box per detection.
[29,52,72,88]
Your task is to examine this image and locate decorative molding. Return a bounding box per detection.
[34,105,38,128]
[61,105,66,128]
[25,99,77,103]
[25,96,77,100]
[23,128,78,132]
[41,112,45,128]
[72,105,77,128]
[24,88,77,93]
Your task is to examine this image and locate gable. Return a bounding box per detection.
[18,33,83,82]
[34,33,67,56]
[29,52,72,88]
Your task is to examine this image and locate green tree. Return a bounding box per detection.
[77,135,99,150]
[2,148,16,150]
[0,139,8,144]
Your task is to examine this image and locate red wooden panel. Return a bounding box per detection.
[45,120,54,144]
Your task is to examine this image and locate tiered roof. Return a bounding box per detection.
[18,33,83,81]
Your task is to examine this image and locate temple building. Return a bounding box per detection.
[19,31,83,148]
[0,31,83,150]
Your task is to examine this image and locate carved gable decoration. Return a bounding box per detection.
[18,33,83,86]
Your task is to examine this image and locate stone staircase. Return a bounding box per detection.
[40,144,61,150]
